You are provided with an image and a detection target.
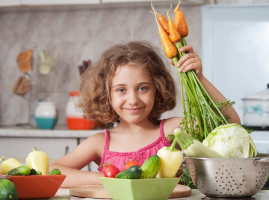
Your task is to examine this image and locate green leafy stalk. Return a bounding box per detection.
[172,39,233,141]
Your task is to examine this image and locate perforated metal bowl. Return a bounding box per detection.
[185,157,269,198]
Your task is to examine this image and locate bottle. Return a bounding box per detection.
[66,91,95,130]
[34,102,58,129]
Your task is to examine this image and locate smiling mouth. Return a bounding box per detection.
[125,107,144,113]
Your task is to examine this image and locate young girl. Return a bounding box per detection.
[49,41,240,187]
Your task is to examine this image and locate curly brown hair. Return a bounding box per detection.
[78,41,177,125]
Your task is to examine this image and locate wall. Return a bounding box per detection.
[1,0,268,127]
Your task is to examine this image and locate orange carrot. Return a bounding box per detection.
[153,12,177,59]
[174,0,189,38]
[151,3,169,34]
[166,5,181,43]
[158,13,169,35]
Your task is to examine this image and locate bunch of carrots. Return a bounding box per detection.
[152,0,232,141]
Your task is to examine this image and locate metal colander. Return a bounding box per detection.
[184,157,269,198]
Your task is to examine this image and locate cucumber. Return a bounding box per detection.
[29,168,38,175]
[115,166,142,179]
[0,178,18,200]
[7,166,30,176]
[140,155,161,178]
[48,168,61,175]
[36,170,42,175]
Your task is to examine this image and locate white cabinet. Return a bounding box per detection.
[0,0,21,7]
[0,138,77,165]
[21,0,99,6]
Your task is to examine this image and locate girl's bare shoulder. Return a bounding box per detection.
[163,117,183,136]
[83,131,106,144]
[78,131,106,156]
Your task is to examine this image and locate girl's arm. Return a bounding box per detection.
[175,45,241,125]
[49,132,105,187]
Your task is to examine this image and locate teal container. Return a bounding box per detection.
[35,117,57,129]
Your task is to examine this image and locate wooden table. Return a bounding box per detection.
[56,188,269,200]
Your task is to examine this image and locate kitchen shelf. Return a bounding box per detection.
[0,126,101,139]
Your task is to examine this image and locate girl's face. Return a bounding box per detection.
[110,64,156,124]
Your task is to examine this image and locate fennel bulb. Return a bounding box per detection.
[203,124,257,158]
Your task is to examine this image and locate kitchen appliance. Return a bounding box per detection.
[185,157,269,198]
[242,84,269,127]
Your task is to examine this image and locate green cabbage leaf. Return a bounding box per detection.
[203,123,257,158]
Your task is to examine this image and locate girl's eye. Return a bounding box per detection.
[116,88,126,93]
[139,86,148,91]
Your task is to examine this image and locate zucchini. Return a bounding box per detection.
[174,128,224,158]
[7,166,31,176]
[116,166,142,179]
[48,168,61,175]
[140,155,161,178]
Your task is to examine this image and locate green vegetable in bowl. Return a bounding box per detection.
[116,166,142,179]
[7,166,31,176]
[140,155,160,178]
[203,123,257,158]
[0,178,18,200]
[48,168,61,175]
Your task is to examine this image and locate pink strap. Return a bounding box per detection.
[103,129,109,151]
[98,130,109,170]
[159,119,166,137]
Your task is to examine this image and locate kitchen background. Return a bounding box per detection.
[1,0,268,127]
[1,0,269,170]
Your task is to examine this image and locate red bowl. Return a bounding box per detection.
[8,175,66,199]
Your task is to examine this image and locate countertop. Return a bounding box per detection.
[56,188,269,200]
[1,127,269,153]
[1,126,269,139]
[0,126,101,138]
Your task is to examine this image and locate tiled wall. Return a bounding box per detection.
[1,0,268,127]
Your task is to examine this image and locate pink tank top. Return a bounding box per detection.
[98,119,171,172]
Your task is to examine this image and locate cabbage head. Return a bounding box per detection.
[203,123,257,158]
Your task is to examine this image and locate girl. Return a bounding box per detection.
[49,41,240,187]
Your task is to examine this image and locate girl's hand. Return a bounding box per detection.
[171,45,203,79]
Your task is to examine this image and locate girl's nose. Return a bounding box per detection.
[127,91,139,105]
